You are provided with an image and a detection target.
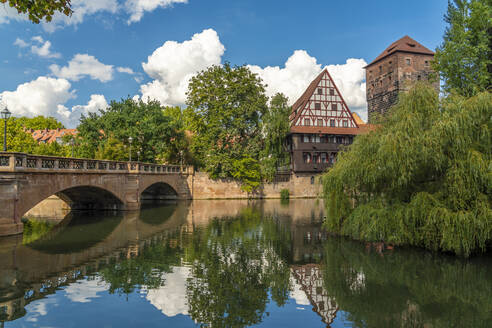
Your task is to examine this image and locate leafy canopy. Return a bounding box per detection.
[260,93,291,181]
[0,0,72,23]
[76,98,181,163]
[322,83,491,257]
[433,0,492,96]
[185,63,268,190]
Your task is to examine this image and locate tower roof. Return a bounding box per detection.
[366,35,434,67]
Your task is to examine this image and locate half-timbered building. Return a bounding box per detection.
[288,68,371,173]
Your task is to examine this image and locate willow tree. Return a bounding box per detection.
[322,83,491,257]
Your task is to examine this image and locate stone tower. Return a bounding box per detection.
[365,36,438,123]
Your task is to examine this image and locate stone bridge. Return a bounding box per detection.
[0,152,193,236]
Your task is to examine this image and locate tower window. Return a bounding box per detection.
[330,119,335,127]
[406,58,411,66]
[317,88,323,95]
[314,102,321,110]
[304,118,311,126]
[425,60,429,67]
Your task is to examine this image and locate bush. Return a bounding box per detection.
[280,189,290,201]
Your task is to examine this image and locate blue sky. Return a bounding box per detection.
[0,0,448,127]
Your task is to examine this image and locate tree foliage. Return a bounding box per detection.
[185,63,268,190]
[261,93,291,181]
[0,0,72,23]
[3,116,70,156]
[433,0,492,96]
[75,98,181,163]
[322,83,491,257]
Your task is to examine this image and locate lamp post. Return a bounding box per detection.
[128,136,133,162]
[70,138,75,157]
[137,150,140,162]
[1,107,11,151]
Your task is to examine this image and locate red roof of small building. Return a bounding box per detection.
[366,35,434,67]
[28,128,78,143]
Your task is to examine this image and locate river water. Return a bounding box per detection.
[0,199,490,327]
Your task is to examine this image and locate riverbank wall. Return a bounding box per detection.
[190,172,321,199]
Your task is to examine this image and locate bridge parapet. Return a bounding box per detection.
[0,152,193,175]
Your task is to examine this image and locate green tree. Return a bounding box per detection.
[433,0,492,96]
[94,137,128,161]
[0,0,72,23]
[186,63,268,187]
[161,106,190,165]
[17,116,64,130]
[4,117,38,153]
[76,98,180,162]
[232,156,262,193]
[322,83,491,257]
[260,93,291,181]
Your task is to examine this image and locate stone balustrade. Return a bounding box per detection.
[0,152,193,175]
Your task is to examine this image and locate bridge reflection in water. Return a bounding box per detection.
[0,199,491,327]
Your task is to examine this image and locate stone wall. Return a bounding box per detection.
[191,172,321,199]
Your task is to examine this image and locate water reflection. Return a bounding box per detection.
[0,199,490,327]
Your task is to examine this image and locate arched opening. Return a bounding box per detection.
[140,182,178,205]
[56,186,124,211]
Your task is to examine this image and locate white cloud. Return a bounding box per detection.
[50,54,114,82]
[14,38,28,48]
[31,40,61,58]
[139,28,225,106]
[41,0,119,32]
[0,76,75,119]
[145,266,190,317]
[31,35,44,43]
[72,94,109,114]
[64,277,109,303]
[125,0,187,24]
[117,66,135,74]
[248,51,368,121]
[290,275,310,306]
[0,76,110,127]
[0,4,27,24]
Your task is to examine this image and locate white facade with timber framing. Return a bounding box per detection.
[288,68,372,173]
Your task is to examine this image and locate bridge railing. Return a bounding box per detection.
[0,152,193,175]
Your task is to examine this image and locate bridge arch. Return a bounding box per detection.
[140,182,179,203]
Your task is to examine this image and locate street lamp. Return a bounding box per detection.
[128,136,133,162]
[137,150,141,162]
[1,107,11,151]
[70,138,75,157]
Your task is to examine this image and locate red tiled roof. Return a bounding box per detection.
[366,35,434,67]
[28,128,78,143]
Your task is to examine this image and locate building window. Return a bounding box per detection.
[330,119,335,127]
[313,153,319,164]
[329,88,335,96]
[329,153,335,164]
[314,135,320,143]
[314,102,321,110]
[406,58,411,66]
[336,136,343,144]
[343,120,348,127]
[425,60,429,67]
[331,104,337,111]
[417,75,421,80]
[321,152,327,163]
[303,134,310,143]
[311,176,315,184]
[379,65,382,73]
[317,119,323,127]
[317,88,323,95]
[304,118,311,126]
[303,153,312,163]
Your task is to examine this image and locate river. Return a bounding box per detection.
[0,199,490,327]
